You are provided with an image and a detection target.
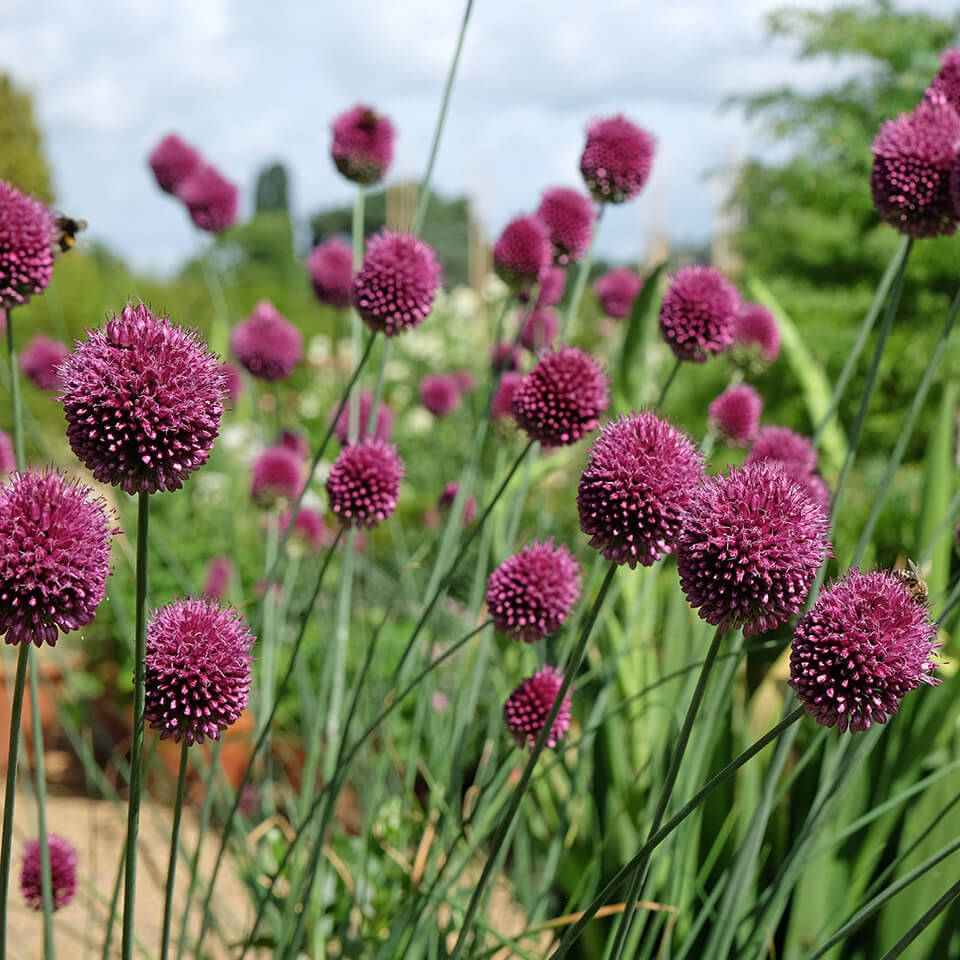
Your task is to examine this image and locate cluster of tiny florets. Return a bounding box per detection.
[659,266,740,363]
[0,180,55,309]
[20,334,68,390]
[420,374,461,418]
[579,115,655,204]
[493,216,552,295]
[231,300,303,382]
[20,835,77,911]
[326,440,403,529]
[308,237,354,308]
[732,302,781,371]
[594,268,642,319]
[745,425,830,516]
[331,105,395,185]
[177,164,239,233]
[708,384,763,447]
[536,188,595,263]
[504,666,572,749]
[251,446,303,505]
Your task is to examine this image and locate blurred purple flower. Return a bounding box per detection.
[331,388,394,445]
[708,384,763,447]
[308,237,353,308]
[20,334,68,390]
[148,134,202,195]
[331,105,395,186]
[177,164,239,233]
[536,187,595,263]
[21,835,76,911]
[493,215,552,296]
[732,302,780,371]
[0,430,13,474]
[580,115,655,204]
[202,556,234,603]
[438,482,477,527]
[251,446,303,505]
[231,300,303,382]
[491,372,523,421]
[420,373,461,417]
[594,268,642,319]
[519,307,559,352]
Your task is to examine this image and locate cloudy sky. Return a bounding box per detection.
[4,0,956,275]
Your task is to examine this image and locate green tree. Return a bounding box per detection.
[255,162,290,214]
[0,74,54,201]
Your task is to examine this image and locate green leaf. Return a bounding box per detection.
[617,261,667,404]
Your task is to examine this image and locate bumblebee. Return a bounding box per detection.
[892,560,929,605]
[52,215,87,255]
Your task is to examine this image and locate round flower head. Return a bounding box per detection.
[452,369,476,393]
[519,307,559,352]
[492,215,552,296]
[659,266,740,363]
[486,540,580,643]
[251,446,303,505]
[308,237,353,308]
[0,469,114,646]
[491,371,523,421]
[144,597,255,744]
[326,439,403,529]
[521,266,567,310]
[594,268,642,319]
[789,569,940,733]
[279,429,310,461]
[676,462,831,636]
[20,334,68,390]
[511,346,609,446]
[745,425,817,478]
[732,302,780,371]
[177,164,239,233]
[503,665,572,749]
[220,361,244,409]
[202,556,233,602]
[0,430,13,474]
[491,341,522,374]
[230,300,303,382]
[352,230,442,336]
[330,104,395,186]
[926,48,960,112]
[20,835,76,911]
[0,180,55,309]
[536,187,595,264]
[708,384,763,447]
[578,413,704,568]
[871,99,960,238]
[580,115,655,204]
[148,134,201,195]
[280,506,327,553]
[59,302,226,495]
[331,388,394,445]
[438,482,477,528]
[420,373,461,418]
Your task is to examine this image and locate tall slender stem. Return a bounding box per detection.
[878,876,960,960]
[160,739,189,960]
[561,206,603,342]
[29,656,55,958]
[656,357,682,409]
[5,312,25,468]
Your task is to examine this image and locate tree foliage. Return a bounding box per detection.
[0,74,54,202]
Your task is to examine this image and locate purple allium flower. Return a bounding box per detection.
[452,369,476,393]
[251,446,303,505]
[659,266,740,363]
[20,835,76,911]
[59,302,225,495]
[148,134,202,195]
[577,412,704,568]
[745,425,818,478]
[504,665,572,749]
[0,180,55,309]
[519,307,559,352]
[708,384,763,447]
[230,300,303,382]
[20,334,68,390]
[799,472,832,518]
[511,346,609,446]
[491,341,522,374]
[536,188,595,264]
[202,556,233,602]
[0,470,114,647]
[491,372,523,421]
[0,431,13,474]
[330,388,394,445]
[789,569,940,733]
[220,361,244,410]
[420,373,461,417]
[580,115,655,204]
[326,439,403,528]
[307,237,353,308]
[280,506,327,553]
[352,230,442,337]
[280,429,310,461]
[534,266,567,308]
[177,164,239,233]
[927,48,960,112]
[144,597,255,745]
[438,482,477,527]
[486,540,580,643]
[732,302,781,371]
[676,462,831,636]
[870,99,960,238]
[594,268,642,319]
[330,104,395,186]
[492,216,552,296]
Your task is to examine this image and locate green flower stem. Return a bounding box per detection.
[258,509,280,814]
[656,356,682,408]
[561,205,604,342]
[28,655,55,959]
[159,738,189,960]
[100,845,125,960]
[199,240,230,357]
[877,875,960,960]
[5,311,25,467]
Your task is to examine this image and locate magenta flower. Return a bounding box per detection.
[493,216,552,295]
[177,164,239,233]
[308,237,353,308]
[326,439,403,528]
[202,556,234,603]
[420,373,461,418]
[148,134,201,195]
[230,300,303,382]
[20,835,76,911]
[580,115,655,204]
[144,597,255,744]
[353,230,442,337]
[926,48,960,112]
[520,266,566,309]
[504,665,572,749]
[491,341,522,374]
[790,569,940,732]
[280,506,327,553]
[677,462,831,636]
[659,266,740,363]
[220,361,244,409]
[331,388,394,445]
[438,482,477,528]
[251,446,303,505]
[578,413,704,568]
[732,302,780,371]
[511,346,609,446]
[491,372,523,421]
[0,180,55,309]
[59,302,225,495]
[0,430,13,474]
[330,104,395,186]
[519,307,559,352]
[745,425,818,478]
[19,334,68,390]
[452,369,476,393]
[799,472,832,518]
[708,384,763,447]
[486,540,580,643]
[0,470,114,646]
[536,187,595,263]
[594,268,642,319]
[280,429,310,461]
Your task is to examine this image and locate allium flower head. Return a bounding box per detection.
[220,362,244,409]
[871,99,960,238]
[59,302,226,495]
[20,334,68,390]
[732,302,780,371]
[486,540,580,643]
[536,187,595,263]
[438,482,477,527]
[745,425,817,478]
[578,413,704,568]
[230,300,303,382]
[20,835,76,911]
[491,341,522,374]
[491,372,523,420]
[519,307,559,352]
[659,266,740,363]
[789,569,940,732]
[927,49,960,112]
[251,446,303,505]
[511,346,609,446]
[331,388,394,445]
[308,237,353,308]
[420,373,461,417]
[504,665,571,749]
[520,266,566,308]
[148,134,202,195]
[330,105,395,185]
[144,597,255,744]
[594,268,642,319]
[0,470,114,646]
[0,430,13,474]
[492,216,552,295]
[353,230,442,336]
[177,164,239,233]
[0,180,55,309]
[676,462,831,636]
[280,429,310,461]
[326,439,403,528]
[280,506,327,553]
[580,115,655,204]
[709,384,763,447]
[202,556,233,602]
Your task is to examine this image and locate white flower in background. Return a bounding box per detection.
[307,333,332,366]
[407,408,434,435]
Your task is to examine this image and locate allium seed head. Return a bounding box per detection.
[438,482,477,528]
[20,334,68,390]
[177,164,239,233]
[326,439,403,529]
[230,300,303,382]
[745,426,818,478]
[330,105,395,186]
[250,446,303,505]
[148,134,202,195]
[308,237,353,308]
[580,115,655,204]
[594,268,642,319]
[493,216,552,295]
[202,556,233,602]
[0,180,55,309]
[659,266,740,363]
[732,302,781,371]
[504,665,571,749]
[420,373,461,417]
[536,187,595,263]
[491,372,523,421]
[708,384,763,447]
[20,835,76,911]
[519,307,559,352]
[331,388,394,445]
